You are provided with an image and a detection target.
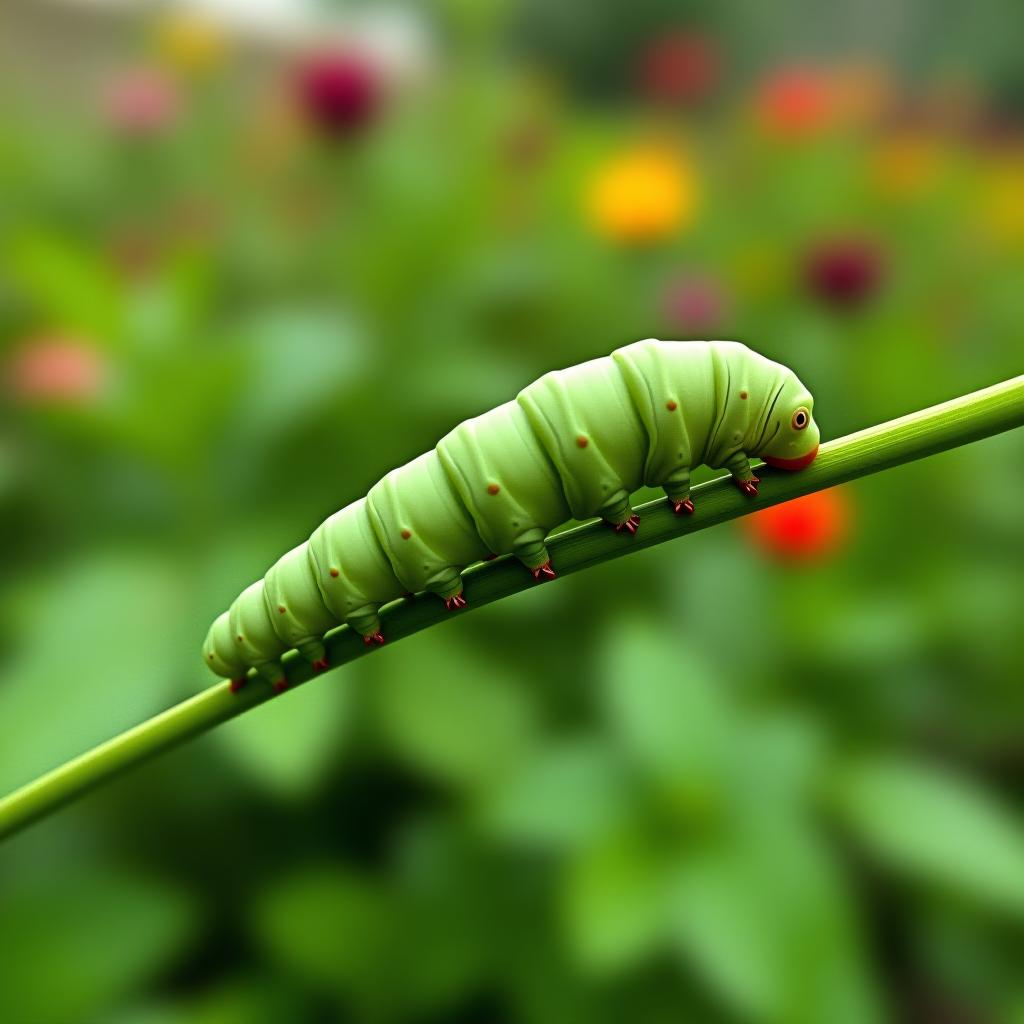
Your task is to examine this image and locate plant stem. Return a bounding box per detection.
[2,375,1023,841]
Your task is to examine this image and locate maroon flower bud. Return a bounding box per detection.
[296,51,379,139]
[804,238,882,309]
[638,32,719,106]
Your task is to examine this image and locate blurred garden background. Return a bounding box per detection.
[2,0,1024,1020]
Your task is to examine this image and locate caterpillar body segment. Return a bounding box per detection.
[367,451,488,599]
[309,498,405,637]
[437,400,570,571]
[518,355,647,526]
[203,339,820,685]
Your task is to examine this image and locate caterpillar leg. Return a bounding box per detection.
[601,489,639,535]
[230,674,249,694]
[425,566,467,611]
[725,452,760,497]
[254,661,290,693]
[513,527,556,582]
[348,603,386,647]
[296,638,330,673]
[664,468,695,515]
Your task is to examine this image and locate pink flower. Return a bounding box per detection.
[804,237,883,309]
[638,32,720,105]
[102,69,179,136]
[295,51,379,139]
[662,273,728,332]
[7,337,107,404]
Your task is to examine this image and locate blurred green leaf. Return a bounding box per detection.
[672,828,880,1024]
[253,866,393,1002]
[831,755,1024,915]
[368,633,537,792]
[100,979,301,1024]
[214,674,353,795]
[600,616,735,784]
[7,231,121,340]
[485,737,628,850]
[0,551,188,792]
[229,307,369,443]
[386,817,492,1012]
[729,711,827,821]
[0,870,195,1023]
[561,828,673,973]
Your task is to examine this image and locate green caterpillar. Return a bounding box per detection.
[204,339,820,691]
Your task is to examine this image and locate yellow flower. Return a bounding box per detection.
[977,153,1024,248]
[586,146,697,243]
[153,12,228,75]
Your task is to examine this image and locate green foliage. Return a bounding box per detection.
[0,870,195,1023]
[2,1,1024,1020]
[832,756,1024,914]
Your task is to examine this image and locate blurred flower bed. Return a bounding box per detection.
[1,2,1023,1022]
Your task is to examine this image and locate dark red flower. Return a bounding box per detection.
[804,238,882,309]
[743,488,850,561]
[296,51,379,139]
[639,32,719,105]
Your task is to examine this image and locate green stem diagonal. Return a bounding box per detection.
[2,374,1022,841]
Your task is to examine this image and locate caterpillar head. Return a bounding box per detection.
[757,371,819,470]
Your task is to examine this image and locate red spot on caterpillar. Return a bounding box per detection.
[401,529,412,540]
[576,435,589,448]
[740,390,748,400]
[278,605,286,614]
[666,400,678,411]
[487,483,500,495]
[329,568,340,577]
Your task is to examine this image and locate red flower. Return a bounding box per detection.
[639,32,719,105]
[102,68,179,136]
[662,273,728,332]
[743,489,850,561]
[756,68,831,139]
[804,238,883,309]
[296,51,379,139]
[7,337,107,404]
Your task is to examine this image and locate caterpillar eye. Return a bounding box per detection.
[792,407,810,430]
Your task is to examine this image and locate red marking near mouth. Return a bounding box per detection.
[761,444,819,471]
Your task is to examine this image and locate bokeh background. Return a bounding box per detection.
[2,0,1023,1021]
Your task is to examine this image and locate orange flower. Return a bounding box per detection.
[755,68,832,140]
[586,146,698,243]
[743,488,851,561]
